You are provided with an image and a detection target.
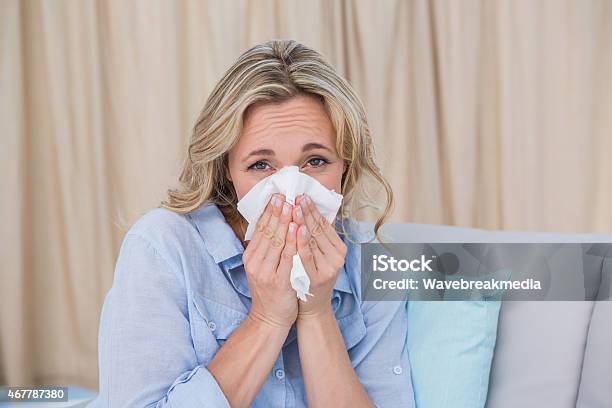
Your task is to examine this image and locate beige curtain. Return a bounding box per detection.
[1,0,611,390]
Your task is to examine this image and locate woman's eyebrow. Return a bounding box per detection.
[302,142,333,153]
[242,143,333,163]
[243,148,275,163]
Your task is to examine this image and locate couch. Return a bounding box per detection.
[379,222,612,408]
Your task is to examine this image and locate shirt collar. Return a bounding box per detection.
[187,203,355,298]
[187,203,245,264]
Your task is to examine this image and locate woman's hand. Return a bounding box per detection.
[243,193,299,328]
[293,194,347,319]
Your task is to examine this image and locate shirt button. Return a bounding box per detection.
[393,365,403,375]
[275,369,285,380]
[208,321,217,331]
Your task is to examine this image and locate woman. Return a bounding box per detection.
[90,39,415,408]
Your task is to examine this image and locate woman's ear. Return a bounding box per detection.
[225,161,233,182]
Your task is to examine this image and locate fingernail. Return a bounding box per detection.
[303,195,312,206]
[295,206,303,220]
[272,195,281,208]
[288,222,296,234]
[282,202,291,215]
[301,226,309,236]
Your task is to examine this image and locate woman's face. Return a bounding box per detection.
[227,94,345,200]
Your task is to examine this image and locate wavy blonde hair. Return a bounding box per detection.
[162,39,393,243]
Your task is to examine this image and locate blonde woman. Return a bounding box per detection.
[90,40,414,408]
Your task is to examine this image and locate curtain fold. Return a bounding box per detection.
[1,0,611,389]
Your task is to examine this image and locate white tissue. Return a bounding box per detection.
[236,166,343,301]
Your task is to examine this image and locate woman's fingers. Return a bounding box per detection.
[244,200,273,267]
[263,200,292,268]
[296,196,336,255]
[296,224,321,276]
[305,195,345,250]
[247,195,276,251]
[276,222,298,286]
[257,194,283,257]
[245,193,346,282]
[246,194,282,267]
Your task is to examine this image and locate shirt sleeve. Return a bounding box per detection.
[93,233,230,408]
[348,300,415,408]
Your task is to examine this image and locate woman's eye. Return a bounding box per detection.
[306,157,328,168]
[248,161,270,171]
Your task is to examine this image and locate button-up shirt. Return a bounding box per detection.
[88,203,415,407]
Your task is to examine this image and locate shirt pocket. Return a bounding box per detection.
[190,291,248,354]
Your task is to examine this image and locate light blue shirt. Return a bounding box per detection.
[88,203,415,407]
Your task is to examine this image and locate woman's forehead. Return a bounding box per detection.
[238,95,336,149]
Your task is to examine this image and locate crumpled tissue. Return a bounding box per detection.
[237,166,343,301]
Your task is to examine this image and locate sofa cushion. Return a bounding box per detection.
[486,301,594,407]
[406,300,500,408]
[576,254,612,407]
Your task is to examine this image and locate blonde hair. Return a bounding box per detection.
[162,39,393,243]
